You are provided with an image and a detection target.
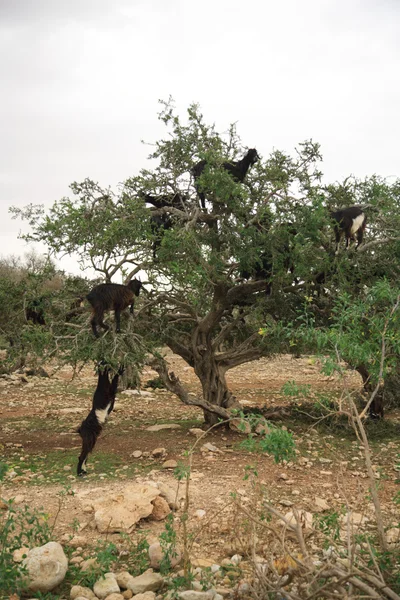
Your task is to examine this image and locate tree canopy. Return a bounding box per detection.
[7,100,400,422]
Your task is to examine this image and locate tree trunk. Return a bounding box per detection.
[356,364,384,419]
[193,351,241,426]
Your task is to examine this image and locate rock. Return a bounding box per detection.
[70,585,97,599]
[194,509,206,519]
[14,494,26,504]
[146,424,181,432]
[387,527,400,545]
[178,592,214,600]
[189,428,204,438]
[121,591,133,599]
[200,443,219,453]
[230,554,242,565]
[93,573,120,599]
[115,571,135,589]
[22,541,68,592]
[62,534,87,548]
[284,510,313,530]
[149,541,182,570]
[126,570,164,594]
[151,448,167,458]
[229,418,251,434]
[104,594,124,600]
[162,459,178,469]
[70,556,84,565]
[191,558,215,568]
[151,496,171,521]
[130,593,156,600]
[0,498,9,510]
[277,473,289,481]
[80,558,99,571]
[314,497,330,512]
[131,451,143,458]
[157,482,181,510]
[13,546,30,562]
[254,421,271,436]
[93,483,161,533]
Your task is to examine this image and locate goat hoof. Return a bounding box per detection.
[77,471,87,478]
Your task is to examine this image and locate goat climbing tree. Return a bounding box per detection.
[9,100,400,423]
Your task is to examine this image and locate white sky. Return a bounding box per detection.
[1,0,399,276]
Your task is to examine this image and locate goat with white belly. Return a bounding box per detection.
[77,366,123,476]
[330,206,367,254]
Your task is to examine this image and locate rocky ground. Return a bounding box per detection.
[0,352,399,598]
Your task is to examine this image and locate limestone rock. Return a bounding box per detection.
[156,481,182,510]
[151,447,167,458]
[255,421,271,436]
[22,541,68,592]
[93,573,120,599]
[162,459,178,469]
[191,558,215,568]
[80,558,99,571]
[387,527,400,545]
[130,593,156,600]
[146,424,181,431]
[115,571,135,589]
[13,546,30,562]
[104,594,124,600]
[229,418,251,434]
[70,585,97,599]
[122,591,133,599]
[131,451,142,458]
[126,570,164,594]
[189,428,204,438]
[93,484,161,533]
[148,541,182,570]
[314,497,330,512]
[178,591,214,600]
[151,496,171,521]
[284,510,313,530]
[200,443,219,453]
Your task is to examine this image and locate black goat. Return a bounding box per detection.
[87,279,142,337]
[142,192,187,210]
[192,148,260,209]
[77,366,122,476]
[150,212,174,259]
[330,206,367,254]
[240,254,273,296]
[25,298,46,325]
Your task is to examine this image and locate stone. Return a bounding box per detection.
[130,593,156,600]
[229,418,251,434]
[104,594,124,600]
[284,510,313,530]
[93,483,161,533]
[14,494,26,504]
[151,448,167,458]
[146,424,181,431]
[0,498,9,510]
[62,534,87,548]
[194,509,206,519]
[131,451,143,458]
[149,541,182,570]
[151,496,171,521]
[22,542,68,592]
[80,558,99,571]
[126,570,164,594]
[157,481,182,510]
[387,527,400,545]
[178,592,214,600]
[230,554,242,565]
[115,571,135,589]
[254,421,271,436]
[13,546,30,562]
[277,473,289,481]
[70,585,97,599]
[93,573,120,599]
[314,497,330,512]
[200,443,219,453]
[189,428,204,438]
[191,558,215,568]
[70,556,83,565]
[162,460,178,469]
[122,591,133,599]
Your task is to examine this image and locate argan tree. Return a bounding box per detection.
[10,101,400,423]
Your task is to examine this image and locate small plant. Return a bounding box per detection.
[159,513,179,575]
[118,533,150,576]
[314,510,342,545]
[0,500,52,596]
[241,427,296,464]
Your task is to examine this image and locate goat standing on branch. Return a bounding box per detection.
[87,278,142,337]
[77,366,123,476]
[330,206,367,254]
[192,148,260,209]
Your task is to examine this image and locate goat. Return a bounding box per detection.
[150,212,174,258]
[330,206,367,254]
[25,298,46,325]
[239,254,273,296]
[77,366,123,476]
[87,279,142,337]
[141,192,187,210]
[192,148,260,209]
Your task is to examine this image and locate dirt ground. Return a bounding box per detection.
[0,351,399,565]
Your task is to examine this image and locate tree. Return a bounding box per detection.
[9,100,400,422]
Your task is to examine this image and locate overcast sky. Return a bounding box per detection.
[1,0,399,276]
